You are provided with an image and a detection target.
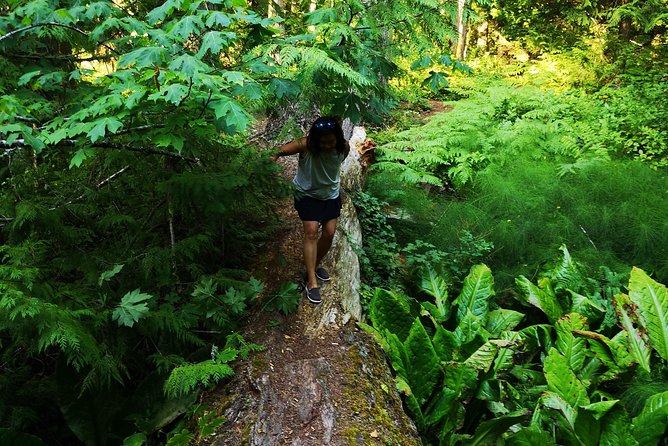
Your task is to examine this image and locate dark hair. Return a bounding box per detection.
[306,116,345,156]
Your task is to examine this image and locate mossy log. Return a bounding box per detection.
[196,128,421,445]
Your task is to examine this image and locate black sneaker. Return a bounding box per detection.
[305,286,321,304]
[315,267,331,282]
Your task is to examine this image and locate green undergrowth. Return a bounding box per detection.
[364,69,668,291]
[361,248,668,445]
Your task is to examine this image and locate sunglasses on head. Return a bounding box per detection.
[314,119,337,129]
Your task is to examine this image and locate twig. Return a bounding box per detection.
[198,89,213,119]
[579,225,597,250]
[15,115,37,123]
[0,22,120,55]
[97,165,130,189]
[1,138,198,164]
[48,165,131,210]
[115,124,166,135]
[0,51,115,62]
[1,147,18,158]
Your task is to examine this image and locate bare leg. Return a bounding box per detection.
[316,218,338,266]
[303,220,320,289]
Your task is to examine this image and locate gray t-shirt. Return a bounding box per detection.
[293,150,345,200]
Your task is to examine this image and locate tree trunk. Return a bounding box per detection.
[268,0,283,18]
[455,0,469,59]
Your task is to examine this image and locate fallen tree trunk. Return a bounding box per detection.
[197,127,421,445]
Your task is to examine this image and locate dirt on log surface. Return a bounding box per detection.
[195,126,422,446]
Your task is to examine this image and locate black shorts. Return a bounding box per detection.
[294,194,342,222]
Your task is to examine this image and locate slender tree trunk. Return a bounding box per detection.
[268,0,283,17]
[455,0,469,59]
[307,0,317,31]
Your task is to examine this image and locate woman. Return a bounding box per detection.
[272,116,350,304]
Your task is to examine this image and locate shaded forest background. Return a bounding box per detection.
[1,0,668,444]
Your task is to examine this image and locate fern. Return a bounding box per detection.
[224,332,265,360]
[164,346,239,398]
[164,361,235,398]
[269,44,372,87]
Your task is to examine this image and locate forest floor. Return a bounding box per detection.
[198,101,448,445]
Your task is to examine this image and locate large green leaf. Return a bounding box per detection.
[507,427,556,446]
[268,78,300,99]
[385,331,410,381]
[453,310,484,345]
[555,313,588,372]
[544,348,589,407]
[613,293,651,373]
[485,309,524,337]
[519,324,554,353]
[570,290,605,321]
[419,265,450,321]
[205,11,231,27]
[146,0,180,24]
[405,319,441,404]
[581,400,619,420]
[572,330,630,381]
[168,14,205,40]
[550,245,583,292]
[493,331,521,372]
[168,54,208,77]
[632,390,668,446]
[148,84,190,106]
[628,267,668,361]
[424,387,458,427]
[422,71,449,92]
[462,411,529,446]
[118,47,168,69]
[197,31,236,57]
[396,376,425,431]
[541,391,578,429]
[210,97,253,132]
[454,264,494,322]
[515,276,563,324]
[112,289,153,328]
[572,330,617,369]
[464,340,512,373]
[87,116,123,143]
[600,409,639,446]
[369,288,415,342]
[432,325,458,362]
[443,362,477,397]
[574,410,601,446]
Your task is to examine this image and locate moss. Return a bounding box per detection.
[338,334,420,445]
[240,421,253,446]
[249,352,269,382]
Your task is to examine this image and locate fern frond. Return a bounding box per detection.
[274,45,372,87]
[224,332,265,360]
[145,308,206,347]
[79,352,126,394]
[164,361,234,398]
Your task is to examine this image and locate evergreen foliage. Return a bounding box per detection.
[2,0,668,442]
[369,71,668,290]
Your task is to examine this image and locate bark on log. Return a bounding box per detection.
[196,128,421,446]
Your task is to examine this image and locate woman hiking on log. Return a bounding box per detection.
[272,116,350,304]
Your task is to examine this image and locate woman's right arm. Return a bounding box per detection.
[271,137,306,161]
